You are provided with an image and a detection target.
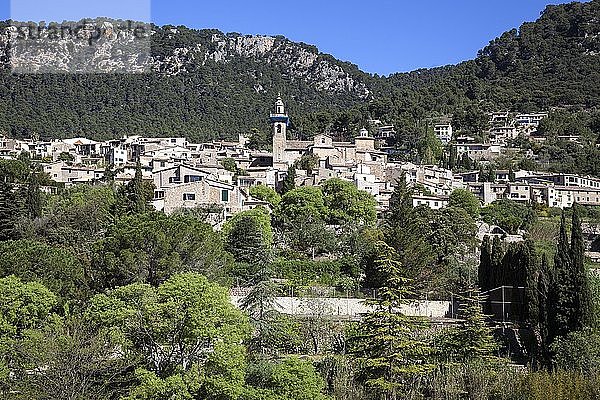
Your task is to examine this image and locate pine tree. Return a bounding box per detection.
[438,287,497,362]
[351,242,433,400]
[240,266,282,355]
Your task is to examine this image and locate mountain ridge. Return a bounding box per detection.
[0,0,598,141]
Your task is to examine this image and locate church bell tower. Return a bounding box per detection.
[270,95,289,168]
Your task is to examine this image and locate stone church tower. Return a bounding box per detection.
[270,95,289,168]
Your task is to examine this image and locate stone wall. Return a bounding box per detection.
[230,296,453,319]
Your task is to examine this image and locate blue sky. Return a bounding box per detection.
[2,0,583,75]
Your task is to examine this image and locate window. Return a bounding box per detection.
[321,138,326,144]
[221,190,229,202]
[160,161,165,167]
[183,193,195,201]
[171,138,176,143]
[184,175,202,183]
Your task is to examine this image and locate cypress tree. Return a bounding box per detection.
[552,211,573,338]
[478,166,487,182]
[25,169,43,219]
[460,153,472,170]
[448,146,457,170]
[280,165,296,194]
[478,235,492,291]
[130,161,146,214]
[522,240,539,325]
[537,253,552,368]
[487,165,496,183]
[386,172,413,229]
[490,236,504,289]
[570,204,590,330]
[0,182,19,241]
[508,166,516,182]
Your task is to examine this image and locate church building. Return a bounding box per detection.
[269,96,387,171]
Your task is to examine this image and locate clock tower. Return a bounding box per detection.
[270,95,289,169]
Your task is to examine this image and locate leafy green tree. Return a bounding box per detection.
[0,240,87,302]
[275,186,327,225]
[249,184,281,207]
[294,154,320,175]
[247,128,271,151]
[40,184,117,246]
[480,199,537,234]
[220,157,238,173]
[91,212,232,288]
[223,207,273,265]
[351,242,433,400]
[321,178,377,225]
[417,128,443,165]
[87,273,250,400]
[9,317,137,400]
[449,188,480,218]
[244,357,330,400]
[57,152,75,162]
[0,275,57,338]
[0,276,57,391]
[552,328,600,375]
[284,220,337,259]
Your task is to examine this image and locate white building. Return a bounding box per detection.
[434,123,453,145]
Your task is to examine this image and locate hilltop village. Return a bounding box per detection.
[1,96,596,224]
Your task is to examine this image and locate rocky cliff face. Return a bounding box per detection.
[1,20,370,98]
[154,30,370,98]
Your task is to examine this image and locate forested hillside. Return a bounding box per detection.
[0,0,598,142]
